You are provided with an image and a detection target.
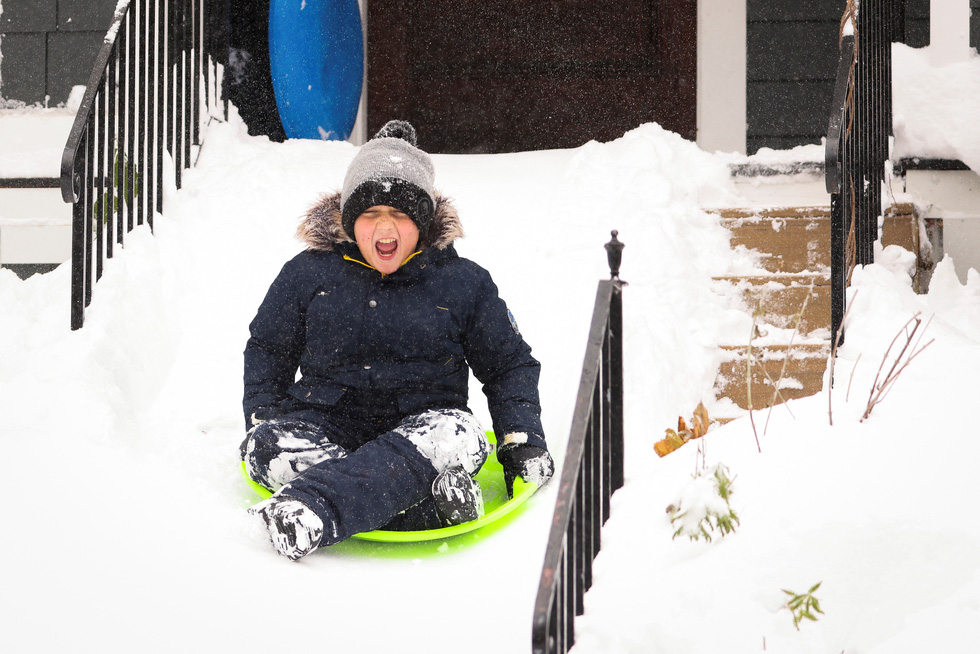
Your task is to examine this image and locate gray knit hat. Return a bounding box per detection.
[340,120,436,239]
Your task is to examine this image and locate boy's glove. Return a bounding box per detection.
[239,407,283,459]
[497,441,554,498]
[245,406,282,432]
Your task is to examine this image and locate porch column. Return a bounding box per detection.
[930,0,972,65]
[697,0,747,154]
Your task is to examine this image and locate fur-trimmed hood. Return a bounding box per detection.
[298,191,463,252]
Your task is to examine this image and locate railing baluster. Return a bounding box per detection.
[175,0,185,187]
[157,0,167,215]
[106,47,118,256]
[116,22,127,245]
[127,5,137,233]
[181,0,190,168]
[137,0,147,227]
[70,147,85,330]
[94,88,105,282]
[146,0,157,227]
[82,129,93,309]
[192,0,201,151]
[563,541,574,649]
[166,0,175,186]
[574,459,585,615]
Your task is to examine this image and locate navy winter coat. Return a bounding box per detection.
[243,192,546,452]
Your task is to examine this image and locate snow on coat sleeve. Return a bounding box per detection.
[462,266,547,453]
[243,258,307,422]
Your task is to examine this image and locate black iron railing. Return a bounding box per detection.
[61,0,229,330]
[825,0,895,341]
[532,231,626,654]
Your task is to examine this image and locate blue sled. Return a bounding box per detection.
[269,0,363,141]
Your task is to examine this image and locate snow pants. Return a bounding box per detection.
[242,406,491,545]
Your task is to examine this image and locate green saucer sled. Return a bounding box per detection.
[241,432,537,544]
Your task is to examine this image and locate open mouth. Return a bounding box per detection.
[375,238,398,259]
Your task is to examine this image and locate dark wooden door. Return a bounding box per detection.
[368,0,697,153]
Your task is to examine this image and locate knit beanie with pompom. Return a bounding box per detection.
[340,120,436,240]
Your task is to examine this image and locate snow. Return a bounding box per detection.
[0,107,75,178]
[892,43,980,171]
[0,87,83,179]
[2,42,980,651]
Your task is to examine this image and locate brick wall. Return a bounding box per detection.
[1,0,116,105]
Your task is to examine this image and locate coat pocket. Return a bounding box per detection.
[288,382,346,407]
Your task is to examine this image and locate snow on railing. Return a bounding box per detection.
[60,0,229,330]
[532,231,626,654]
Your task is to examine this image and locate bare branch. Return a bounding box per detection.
[861,313,934,421]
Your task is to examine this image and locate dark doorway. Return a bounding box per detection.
[367,0,697,153]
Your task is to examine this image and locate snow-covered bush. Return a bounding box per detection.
[667,463,739,542]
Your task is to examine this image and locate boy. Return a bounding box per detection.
[242,121,553,560]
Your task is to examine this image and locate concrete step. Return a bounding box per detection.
[715,343,830,412]
[711,202,920,276]
[714,206,831,274]
[0,187,72,273]
[714,272,831,336]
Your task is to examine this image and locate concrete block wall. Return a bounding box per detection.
[1,0,116,106]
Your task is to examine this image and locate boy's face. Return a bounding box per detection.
[353,205,420,275]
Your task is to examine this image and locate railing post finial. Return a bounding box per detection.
[605,230,624,280]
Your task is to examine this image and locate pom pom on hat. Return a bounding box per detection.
[373,120,417,145]
[340,120,435,240]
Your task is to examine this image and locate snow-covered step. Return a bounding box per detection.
[0,186,72,276]
[714,206,832,274]
[714,343,831,414]
[711,203,920,277]
[714,272,831,337]
[0,108,77,277]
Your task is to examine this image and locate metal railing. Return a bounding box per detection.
[532,231,626,654]
[825,0,894,341]
[0,178,60,189]
[60,0,228,330]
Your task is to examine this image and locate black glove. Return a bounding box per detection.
[497,442,554,498]
[239,407,283,459]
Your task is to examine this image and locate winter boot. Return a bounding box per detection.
[249,495,324,561]
[432,466,485,527]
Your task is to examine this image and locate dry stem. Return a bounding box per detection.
[861,313,934,422]
[761,282,812,435]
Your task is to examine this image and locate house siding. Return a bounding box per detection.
[0,0,115,106]
[744,0,963,155]
[746,0,844,154]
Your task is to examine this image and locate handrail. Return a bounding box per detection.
[825,33,854,195]
[60,0,228,330]
[60,2,129,205]
[532,231,626,654]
